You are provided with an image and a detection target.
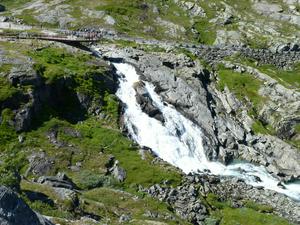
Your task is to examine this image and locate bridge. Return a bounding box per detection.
[0,32,102,43]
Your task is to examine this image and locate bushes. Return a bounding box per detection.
[0,77,19,103]
[74,170,117,190]
[0,168,21,191]
[0,153,25,191]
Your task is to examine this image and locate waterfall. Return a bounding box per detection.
[113,62,300,201]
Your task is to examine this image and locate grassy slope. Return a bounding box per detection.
[0,41,295,224]
[0,43,186,224]
[217,65,277,135]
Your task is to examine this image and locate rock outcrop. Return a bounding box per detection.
[0,186,53,225]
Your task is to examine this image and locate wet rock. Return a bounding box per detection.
[0,186,53,225]
[133,81,165,123]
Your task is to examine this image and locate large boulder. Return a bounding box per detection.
[0,186,53,225]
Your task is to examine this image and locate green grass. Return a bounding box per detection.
[206,194,294,225]
[217,66,263,108]
[252,120,276,135]
[216,65,279,135]
[0,0,32,10]
[73,118,182,188]
[18,115,181,189]
[21,180,75,218]
[82,187,189,224]
[0,77,19,103]
[0,108,17,147]
[244,200,273,213]
[193,19,216,45]
[219,207,293,225]
[227,55,300,89]
[258,64,300,89]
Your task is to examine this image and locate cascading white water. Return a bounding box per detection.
[114,62,300,201]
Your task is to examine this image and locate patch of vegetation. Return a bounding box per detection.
[82,187,188,224]
[258,63,300,90]
[206,193,294,225]
[0,152,25,191]
[0,77,19,103]
[21,180,75,218]
[252,120,276,135]
[0,0,31,10]
[217,65,264,108]
[244,200,273,213]
[227,55,300,89]
[219,207,293,225]
[73,170,117,190]
[246,35,269,49]
[216,65,278,135]
[31,48,103,84]
[0,108,17,147]
[193,19,216,45]
[73,118,182,188]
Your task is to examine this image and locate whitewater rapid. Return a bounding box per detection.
[113,62,300,201]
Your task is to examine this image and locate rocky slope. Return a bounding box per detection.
[0,0,299,225]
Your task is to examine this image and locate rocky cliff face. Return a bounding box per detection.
[97,45,300,183]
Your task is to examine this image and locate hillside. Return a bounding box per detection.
[0,1,299,225]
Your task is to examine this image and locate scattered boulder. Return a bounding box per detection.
[37,172,77,190]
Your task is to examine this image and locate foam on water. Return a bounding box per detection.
[113,62,300,201]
